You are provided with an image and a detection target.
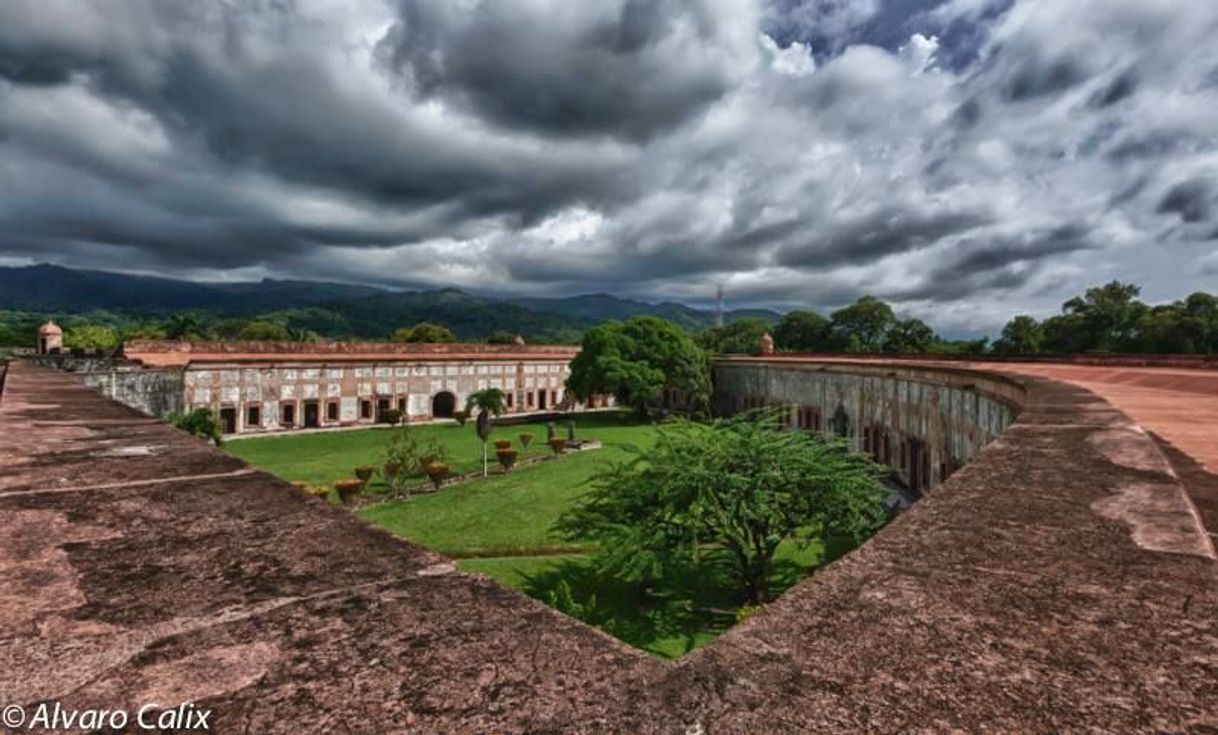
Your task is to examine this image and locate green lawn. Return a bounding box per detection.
[229,411,860,659]
[226,412,643,491]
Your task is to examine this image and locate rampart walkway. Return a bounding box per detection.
[1,359,1215,733]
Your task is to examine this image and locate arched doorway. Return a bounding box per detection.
[432,391,456,419]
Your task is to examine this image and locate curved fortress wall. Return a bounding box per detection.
[713,359,1026,493]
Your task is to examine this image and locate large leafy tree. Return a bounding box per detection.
[566,316,710,417]
[697,317,772,355]
[557,411,887,604]
[390,322,457,343]
[773,310,832,352]
[830,296,896,353]
[881,317,937,354]
[64,324,121,352]
[466,388,506,477]
[165,313,208,341]
[993,315,1045,354]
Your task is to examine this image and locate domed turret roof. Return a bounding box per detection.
[38,320,63,336]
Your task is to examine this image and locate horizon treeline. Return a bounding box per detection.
[2,281,1216,357]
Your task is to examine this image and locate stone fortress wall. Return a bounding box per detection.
[4,354,1215,732]
[714,358,1025,494]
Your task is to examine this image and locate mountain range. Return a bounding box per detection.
[0,264,778,340]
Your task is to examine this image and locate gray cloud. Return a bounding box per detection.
[0,0,1217,331]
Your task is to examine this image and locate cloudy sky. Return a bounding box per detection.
[1,0,1216,332]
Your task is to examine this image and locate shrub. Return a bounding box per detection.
[519,432,533,450]
[168,408,223,446]
[452,409,470,427]
[378,408,403,425]
[494,439,512,450]
[305,486,330,498]
[545,580,597,620]
[423,462,450,491]
[496,448,518,472]
[735,603,765,624]
[334,478,364,503]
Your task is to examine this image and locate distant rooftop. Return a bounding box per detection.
[122,340,580,367]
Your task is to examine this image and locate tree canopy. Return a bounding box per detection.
[829,296,896,353]
[390,322,457,343]
[773,310,832,352]
[696,317,772,355]
[555,411,888,604]
[566,316,710,416]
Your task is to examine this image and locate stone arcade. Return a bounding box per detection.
[116,340,613,436]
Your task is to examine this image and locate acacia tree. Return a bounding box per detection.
[556,411,888,605]
[466,388,506,477]
[566,316,710,417]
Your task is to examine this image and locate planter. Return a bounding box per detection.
[354,466,375,485]
[519,433,533,450]
[423,462,450,491]
[548,438,567,456]
[496,448,518,472]
[305,486,330,498]
[334,478,364,503]
[494,440,513,451]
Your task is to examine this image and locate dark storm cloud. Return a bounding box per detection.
[376,0,742,140]
[0,0,1217,331]
[1158,179,1215,224]
[777,207,991,268]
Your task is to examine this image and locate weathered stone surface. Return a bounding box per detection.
[1,359,1216,733]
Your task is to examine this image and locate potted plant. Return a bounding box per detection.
[423,462,450,491]
[334,478,364,503]
[548,437,566,456]
[354,465,375,487]
[305,486,330,498]
[494,439,512,451]
[496,448,518,472]
[519,432,533,450]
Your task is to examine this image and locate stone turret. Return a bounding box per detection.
[37,320,63,354]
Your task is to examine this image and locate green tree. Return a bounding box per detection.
[556,411,887,604]
[390,322,457,343]
[881,317,937,353]
[566,316,710,417]
[773,310,831,352]
[1058,281,1146,352]
[168,408,222,446]
[830,296,896,352]
[237,320,293,341]
[697,318,771,355]
[64,324,121,352]
[165,313,208,341]
[993,315,1045,354]
[466,388,506,477]
[486,330,520,344]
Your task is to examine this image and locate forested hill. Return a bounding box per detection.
[0,264,770,342]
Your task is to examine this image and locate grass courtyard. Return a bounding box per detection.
[227,411,852,658]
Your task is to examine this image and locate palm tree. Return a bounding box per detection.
[466,388,506,477]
